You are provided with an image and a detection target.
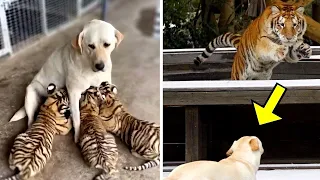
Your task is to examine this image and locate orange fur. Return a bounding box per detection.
[195,2,309,80]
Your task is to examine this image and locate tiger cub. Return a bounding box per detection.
[79,86,118,180]
[6,83,71,180]
[98,81,160,171]
[194,2,312,80]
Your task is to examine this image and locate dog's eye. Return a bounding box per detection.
[103,43,110,48]
[88,44,95,49]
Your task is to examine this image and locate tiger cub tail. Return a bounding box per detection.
[3,173,20,180]
[123,157,160,171]
[194,32,241,66]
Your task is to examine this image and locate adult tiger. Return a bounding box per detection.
[5,84,71,180]
[194,2,312,80]
[98,82,160,171]
[78,86,118,180]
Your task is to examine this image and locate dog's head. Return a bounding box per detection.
[226,136,264,157]
[71,19,124,72]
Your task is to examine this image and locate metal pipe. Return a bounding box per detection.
[101,0,108,20]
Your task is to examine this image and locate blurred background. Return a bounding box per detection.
[0,0,160,57]
[0,0,160,179]
[163,0,320,49]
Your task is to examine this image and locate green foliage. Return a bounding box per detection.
[163,0,250,49]
[163,0,319,49]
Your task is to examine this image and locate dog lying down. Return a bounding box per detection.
[166,136,264,180]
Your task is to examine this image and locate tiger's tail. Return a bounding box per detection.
[123,157,160,171]
[3,169,21,180]
[2,174,20,180]
[194,32,241,66]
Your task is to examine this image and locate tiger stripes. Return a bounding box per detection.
[5,83,71,180]
[193,2,311,80]
[194,32,241,66]
[79,86,118,180]
[98,81,160,171]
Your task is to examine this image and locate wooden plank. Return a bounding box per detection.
[163,48,320,80]
[185,106,201,162]
[165,72,320,81]
[164,90,320,106]
[163,80,320,92]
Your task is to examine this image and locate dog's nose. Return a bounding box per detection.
[95,63,105,71]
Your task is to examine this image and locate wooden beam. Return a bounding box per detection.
[185,106,201,162]
[164,90,320,106]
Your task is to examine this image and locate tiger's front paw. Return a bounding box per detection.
[296,42,312,59]
[275,46,288,61]
[285,42,312,63]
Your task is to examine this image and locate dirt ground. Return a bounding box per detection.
[0,0,160,179]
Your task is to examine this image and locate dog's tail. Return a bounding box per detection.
[9,107,26,122]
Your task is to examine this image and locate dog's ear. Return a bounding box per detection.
[226,140,236,156]
[115,29,124,48]
[71,31,84,54]
[226,149,233,156]
[249,138,259,151]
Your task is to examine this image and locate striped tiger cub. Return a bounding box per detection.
[79,86,118,180]
[194,2,312,80]
[5,83,71,180]
[98,81,160,171]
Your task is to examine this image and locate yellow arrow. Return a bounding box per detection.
[252,83,287,125]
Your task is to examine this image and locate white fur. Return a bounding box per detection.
[166,136,264,180]
[9,19,124,143]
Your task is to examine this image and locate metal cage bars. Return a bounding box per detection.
[0,0,100,58]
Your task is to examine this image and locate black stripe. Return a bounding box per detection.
[205,46,213,53]
[233,39,240,46]
[201,52,209,58]
[288,46,294,60]
[222,34,228,46]
[230,34,238,41]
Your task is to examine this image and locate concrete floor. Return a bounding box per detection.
[0,0,160,179]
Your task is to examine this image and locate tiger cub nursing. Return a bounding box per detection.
[194,2,312,80]
[98,82,160,171]
[6,84,72,180]
[79,86,118,180]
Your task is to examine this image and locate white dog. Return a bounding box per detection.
[166,136,264,180]
[9,19,124,143]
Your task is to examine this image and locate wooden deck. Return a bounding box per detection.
[164,47,320,81]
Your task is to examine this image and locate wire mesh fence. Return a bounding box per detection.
[0,0,100,58]
[153,0,160,39]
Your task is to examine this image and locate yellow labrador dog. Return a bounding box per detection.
[166,136,264,180]
[9,19,124,143]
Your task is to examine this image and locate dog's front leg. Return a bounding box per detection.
[25,82,45,127]
[68,90,82,143]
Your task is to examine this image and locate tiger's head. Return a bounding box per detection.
[44,83,72,134]
[267,3,306,45]
[98,81,122,128]
[80,86,102,115]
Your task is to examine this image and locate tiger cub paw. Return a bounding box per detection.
[275,46,288,61]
